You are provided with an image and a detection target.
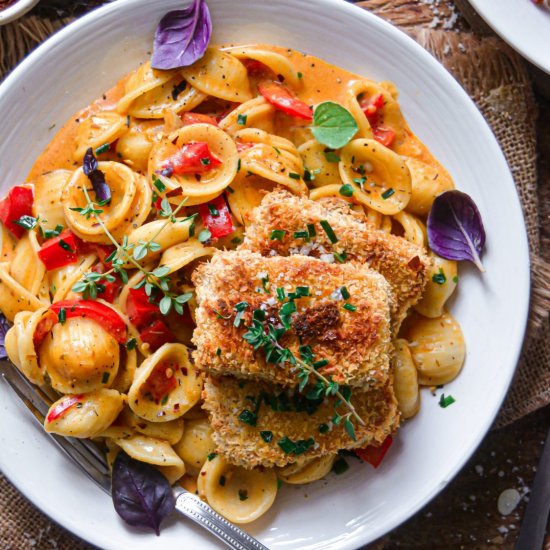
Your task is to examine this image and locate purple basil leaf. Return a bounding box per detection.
[83,147,111,203]
[0,314,10,360]
[151,0,212,70]
[112,452,175,535]
[427,190,486,272]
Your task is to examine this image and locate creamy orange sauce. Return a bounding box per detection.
[28,45,449,192]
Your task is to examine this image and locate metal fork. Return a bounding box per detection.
[0,360,269,550]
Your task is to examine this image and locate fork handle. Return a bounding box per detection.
[175,491,269,550]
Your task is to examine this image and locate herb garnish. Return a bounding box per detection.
[319,220,338,243]
[339,184,354,197]
[311,101,358,149]
[432,269,447,285]
[439,394,456,408]
[270,229,286,241]
[237,114,247,125]
[381,188,395,200]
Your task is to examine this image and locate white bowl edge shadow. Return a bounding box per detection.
[0,0,531,549]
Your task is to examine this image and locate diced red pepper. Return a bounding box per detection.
[141,359,178,403]
[33,310,58,349]
[360,93,384,125]
[91,264,121,303]
[181,112,219,127]
[355,435,393,468]
[258,80,313,120]
[49,300,127,344]
[37,230,79,271]
[372,127,396,148]
[139,319,176,353]
[198,195,235,239]
[46,394,85,423]
[163,142,222,176]
[126,287,159,329]
[0,184,34,239]
[242,59,270,76]
[77,240,116,266]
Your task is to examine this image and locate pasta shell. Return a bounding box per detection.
[73,111,128,162]
[115,121,155,173]
[225,46,302,88]
[118,407,184,445]
[277,454,336,485]
[9,232,46,298]
[0,223,16,263]
[38,316,121,393]
[173,417,216,475]
[344,80,374,139]
[226,173,273,226]
[393,339,420,419]
[0,262,45,322]
[110,347,137,394]
[44,389,127,439]
[403,311,465,386]
[32,169,72,230]
[148,124,239,199]
[415,254,458,318]
[128,343,202,422]
[159,240,217,275]
[339,139,412,214]
[392,211,427,248]
[63,162,151,244]
[197,455,277,524]
[181,47,252,103]
[50,254,97,302]
[405,157,455,216]
[218,97,275,135]
[114,434,186,484]
[298,139,342,188]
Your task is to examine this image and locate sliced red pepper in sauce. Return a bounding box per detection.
[91,264,121,303]
[141,360,178,403]
[372,127,396,148]
[355,435,393,468]
[139,319,176,353]
[33,310,58,349]
[198,195,235,239]
[0,184,34,239]
[258,80,313,120]
[163,142,222,176]
[360,93,396,147]
[77,240,116,266]
[49,300,127,344]
[37,230,79,271]
[46,394,84,423]
[126,287,159,329]
[181,112,219,127]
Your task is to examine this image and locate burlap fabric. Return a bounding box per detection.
[0,5,548,548]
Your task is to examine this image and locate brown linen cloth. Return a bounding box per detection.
[0,6,548,549]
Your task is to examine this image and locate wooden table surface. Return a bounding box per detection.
[8,1,550,548]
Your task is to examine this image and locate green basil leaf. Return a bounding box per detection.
[311,101,358,149]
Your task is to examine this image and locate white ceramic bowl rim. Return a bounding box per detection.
[0,1,530,548]
[0,0,39,25]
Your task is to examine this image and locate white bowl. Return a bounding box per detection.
[0,0,39,25]
[0,0,530,548]
[468,0,550,74]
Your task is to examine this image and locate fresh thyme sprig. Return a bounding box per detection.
[243,316,365,433]
[70,187,194,313]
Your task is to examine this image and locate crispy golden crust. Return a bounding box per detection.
[192,250,393,388]
[203,375,400,469]
[241,189,430,328]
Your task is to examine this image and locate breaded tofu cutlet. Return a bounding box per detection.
[192,249,393,388]
[203,375,399,469]
[241,189,430,328]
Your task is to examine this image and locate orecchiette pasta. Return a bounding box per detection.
[415,254,458,318]
[277,454,336,484]
[393,339,420,419]
[173,417,216,475]
[74,111,128,161]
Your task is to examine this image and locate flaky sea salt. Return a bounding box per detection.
[497,488,521,516]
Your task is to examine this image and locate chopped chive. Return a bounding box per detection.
[332,458,349,475]
[295,286,310,297]
[101,372,110,384]
[280,301,297,316]
[340,286,350,300]
[318,423,329,434]
[432,269,447,285]
[297,71,303,79]
[160,394,169,405]
[276,287,286,301]
[293,230,309,240]
[270,229,286,241]
[439,394,456,408]
[125,338,137,350]
[333,251,347,263]
[238,489,249,501]
[207,452,217,461]
[237,158,241,173]
[200,157,211,166]
[324,151,341,163]
[353,176,366,188]
[208,204,219,216]
[313,359,329,369]
[219,475,226,486]
[216,347,222,356]
[235,301,249,311]
[95,143,110,155]
[339,184,354,197]
[253,308,266,322]
[343,303,357,312]
[237,114,247,125]
[153,177,166,193]
[58,239,75,253]
[260,430,273,443]
[381,188,395,200]
[273,146,281,155]
[58,308,66,324]
[453,275,459,283]
[289,172,301,180]
[320,220,338,243]
[126,115,131,127]
[307,223,317,237]
[238,409,257,426]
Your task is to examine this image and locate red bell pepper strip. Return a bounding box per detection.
[181,112,219,127]
[33,310,58,349]
[141,360,178,403]
[0,184,34,239]
[258,80,313,120]
[46,394,84,423]
[372,127,396,148]
[355,435,393,468]
[198,195,235,239]
[139,319,176,353]
[49,300,127,344]
[37,230,79,271]
[77,240,116,266]
[163,142,222,176]
[89,264,121,303]
[126,287,159,329]
[242,59,270,76]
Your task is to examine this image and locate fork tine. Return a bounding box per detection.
[1,369,112,494]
